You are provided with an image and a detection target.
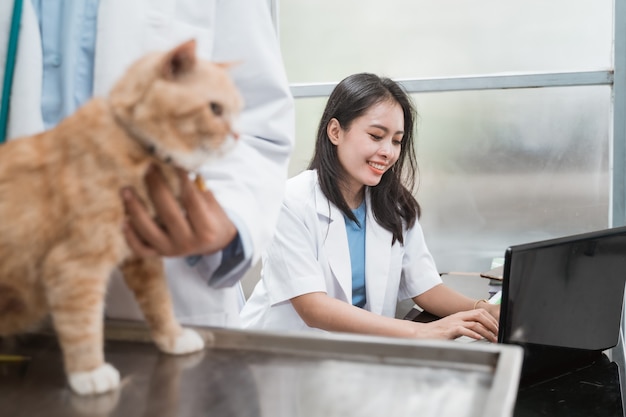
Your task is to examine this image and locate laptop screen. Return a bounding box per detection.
[499,226,626,351]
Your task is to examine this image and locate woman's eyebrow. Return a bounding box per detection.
[370,124,404,135]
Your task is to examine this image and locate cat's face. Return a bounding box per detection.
[109,40,244,172]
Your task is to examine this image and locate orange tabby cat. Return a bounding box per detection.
[0,40,243,395]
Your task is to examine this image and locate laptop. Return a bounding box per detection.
[498,226,626,385]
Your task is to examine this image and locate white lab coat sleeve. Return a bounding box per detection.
[397,220,443,300]
[262,199,329,306]
[196,0,295,287]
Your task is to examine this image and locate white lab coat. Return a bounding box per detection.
[240,170,442,332]
[0,0,295,327]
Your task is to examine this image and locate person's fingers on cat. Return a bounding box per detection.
[177,169,237,254]
[146,166,219,257]
[176,169,218,249]
[122,218,160,258]
[145,166,195,250]
[130,166,236,257]
[121,184,174,255]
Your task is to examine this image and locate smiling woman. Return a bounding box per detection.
[240,73,500,341]
[307,73,419,244]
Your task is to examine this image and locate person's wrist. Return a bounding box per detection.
[406,321,427,339]
[473,299,488,310]
[198,225,237,256]
[224,224,238,250]
[216,231,242,258]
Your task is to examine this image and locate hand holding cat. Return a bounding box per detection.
[122,165,238,258]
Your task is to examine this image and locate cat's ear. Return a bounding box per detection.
[162,39,197,80]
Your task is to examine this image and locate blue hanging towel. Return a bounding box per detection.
[0,0,24,144]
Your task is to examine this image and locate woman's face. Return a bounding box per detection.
[328,99,404,206]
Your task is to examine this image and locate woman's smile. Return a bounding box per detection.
[368,161,387,174]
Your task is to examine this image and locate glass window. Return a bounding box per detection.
[279,0,612,83]
[289,87,611,273]
[416,86,610,272]
[289,98,326,175]
[278,0,614,276]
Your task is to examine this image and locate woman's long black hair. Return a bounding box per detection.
[308,73,420,245]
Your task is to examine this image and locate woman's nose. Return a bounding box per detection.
[378,140,393,158]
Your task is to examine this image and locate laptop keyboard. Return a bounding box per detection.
[455,336,492,344]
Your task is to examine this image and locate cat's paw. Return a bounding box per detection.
[68,363,120,396]
[157,328,205,355]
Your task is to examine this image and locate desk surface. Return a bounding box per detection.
[515,353,623,417]
[0,323,523,417]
